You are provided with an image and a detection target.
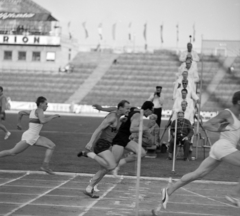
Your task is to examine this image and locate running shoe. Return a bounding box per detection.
[4,131,11,140]
[161,187,169,209]
[77,150,89,157]
[84,188,99,199]
[40,166,55,175]
[89,178,100,192]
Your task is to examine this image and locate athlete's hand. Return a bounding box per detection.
[17,123,22,130]
[92,104,102,111]
[182,136,189,141]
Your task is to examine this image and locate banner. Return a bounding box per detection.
[112,23,116,40]
[160,24,163,43]
[193,24,196,42]
[98,23,103,40]
[0,35,61,45]
[82,22,89,39]
[128,22,132,41]
[143,23,147,41]
[176,24,179,42]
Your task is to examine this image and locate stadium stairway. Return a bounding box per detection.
[65,52,119,104]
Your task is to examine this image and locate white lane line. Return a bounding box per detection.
[6,129,92,135]
[0,170,237,185]
[0,173,28,187]
[181,187,237,208]
[0,200,228,208]
[3,175,76,216]
[78,177,124,216]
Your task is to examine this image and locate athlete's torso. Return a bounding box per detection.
[220,109,240,146]
[26,109,43,135]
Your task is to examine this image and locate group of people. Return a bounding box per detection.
[167,43,201,161]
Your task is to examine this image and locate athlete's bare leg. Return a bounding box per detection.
[168,157,220,196]
[35,136,56,174]
[118,140,146,168]
[222,151,240,203]
[0,140,29,157]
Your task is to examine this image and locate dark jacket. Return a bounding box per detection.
[171,118,193,140]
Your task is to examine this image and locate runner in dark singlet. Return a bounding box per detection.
[92,101,154,176]
[77,100,130,198]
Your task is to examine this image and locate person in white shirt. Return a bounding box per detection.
[148,86,164,127]
[172,89,195,113]
[174,71,196,96]
[179,43,199,62]
[178,59,199,84]
[172,101,194,124]
[173,80,199,103]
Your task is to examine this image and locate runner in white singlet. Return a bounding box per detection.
[152,91,240,215]
[0,96,60,175]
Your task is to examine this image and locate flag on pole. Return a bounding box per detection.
[176,24,179,42]
[193,24,196,42]
[128,22,132,41]
[98,23,103,40]
[143,23,147,41]
[68,21,72,39]
[160,24,163,43]
[112,23,116,40]
[82,22,88,39]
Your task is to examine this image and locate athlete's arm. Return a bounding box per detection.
[92,104,117,112]
[17,110,31,130]
[130,113,148,133]
[202,110,231,132]
[85,114,115,150]
[36,109,60,124]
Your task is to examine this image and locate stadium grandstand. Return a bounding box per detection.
[0,1,240,216]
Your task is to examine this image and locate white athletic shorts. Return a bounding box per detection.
[209,139,238,161]
[21,131,40,146]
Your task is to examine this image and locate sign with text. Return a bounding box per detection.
[0,12,35,19]
[0,35,60,45]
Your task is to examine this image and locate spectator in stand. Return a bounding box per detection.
[148,86,164,127]
[0,86,11,140]
[173,80,199,104]
[172,101,194,125]
[179,42,199,62]
[177,59,199,84]
[173,89,195,113]
[173,71,196,96]
[168,111,194,161]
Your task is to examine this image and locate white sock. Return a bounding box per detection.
[86,185,93,193]
[87,152,96,159]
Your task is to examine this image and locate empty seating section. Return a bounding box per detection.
[81,52,180,109]
[0,62,97,103]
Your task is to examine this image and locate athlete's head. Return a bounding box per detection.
[141,101,154,117]
[0,86,3,96]
[232,91,240,107]
[36,96,48,111]
[182,71,188,80]
[181,101,188,111]
[181,89,188,99]
[117,100,130,116]
[148,114,157,128]
[187,43,192,52]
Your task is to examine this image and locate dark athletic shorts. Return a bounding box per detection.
[94,139,112,154]
[112,132,130,148]
[0,107,6,121]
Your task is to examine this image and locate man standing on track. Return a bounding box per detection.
[152,91,240,215]
[0,96,60,175]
